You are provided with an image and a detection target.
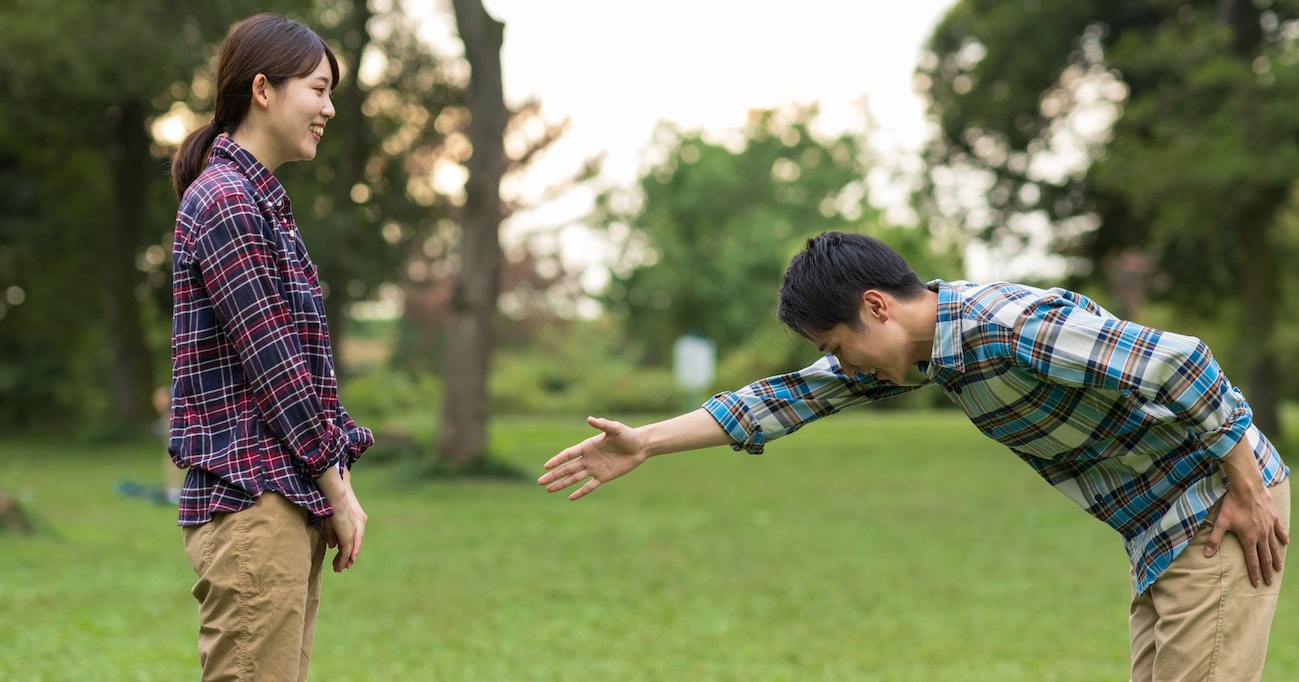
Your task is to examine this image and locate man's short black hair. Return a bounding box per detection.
[777,231,927,337]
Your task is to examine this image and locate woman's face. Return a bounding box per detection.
[262,54,335,168]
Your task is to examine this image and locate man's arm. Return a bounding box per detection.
[537,409,731,501]
[1205,438,1289,586]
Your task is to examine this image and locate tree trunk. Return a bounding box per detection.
[1237,214,1282,437]
[1219,0,1282,438]
[438,0,507,467]
[104,99,155,428]
[0,489,33,534]
[319,0,373,366]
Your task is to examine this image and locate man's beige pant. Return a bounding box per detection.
[183,492,326,682]
[1129,477,1290,682]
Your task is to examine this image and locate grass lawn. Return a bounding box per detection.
[1,409,1295,681]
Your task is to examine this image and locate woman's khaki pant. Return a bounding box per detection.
[183,492,326,682]
[1129,477,1290,682]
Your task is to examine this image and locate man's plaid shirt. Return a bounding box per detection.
[705,279,1287,594]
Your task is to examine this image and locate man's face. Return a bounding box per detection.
[806,300,909,383]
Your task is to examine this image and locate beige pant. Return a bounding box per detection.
[183,492,326,682]
[1129,477,1290,682]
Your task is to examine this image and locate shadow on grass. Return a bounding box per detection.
[365,427,533,485]
[383,455,533,486]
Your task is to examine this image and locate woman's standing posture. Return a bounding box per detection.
[168,13,372,681]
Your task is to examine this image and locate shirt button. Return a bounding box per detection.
[330,369,336,377]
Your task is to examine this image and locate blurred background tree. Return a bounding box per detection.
[0,0,313,432]
[917,0,1299,437]
[2,0,1294,458]
[590,105,960,384]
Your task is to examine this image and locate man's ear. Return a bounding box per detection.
[862,290,888,321]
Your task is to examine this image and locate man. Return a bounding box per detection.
[538,231,1290,681]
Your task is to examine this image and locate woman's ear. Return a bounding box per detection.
[250,74,270,109]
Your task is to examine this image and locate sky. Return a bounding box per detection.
[480,0,956,206]
[417,0,964,297]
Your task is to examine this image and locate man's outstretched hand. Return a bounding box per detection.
[538,416,649,500]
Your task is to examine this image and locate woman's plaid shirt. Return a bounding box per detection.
[704,279,1287,594]
[169,136,372,526]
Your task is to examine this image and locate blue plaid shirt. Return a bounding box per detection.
[704,280,1288,594]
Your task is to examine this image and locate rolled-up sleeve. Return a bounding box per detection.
[703,356,918,454]
[195,195,349,479]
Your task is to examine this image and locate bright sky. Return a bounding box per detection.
[416,0,967,303]
[482,0,956,206]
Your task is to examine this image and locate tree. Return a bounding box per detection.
[917,0,1299,435]
[0,0,307,430]
[437,0,509,468]
[275,1,464,362]
[0,0,465,433]
[592,105,959,378]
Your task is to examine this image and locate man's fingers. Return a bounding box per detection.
[544,466,589,493]
[570,478,601,501]
[1246,547,1263,587]
[542,450,577,472]
[1204,525,1225,558]
[539,455,584,485]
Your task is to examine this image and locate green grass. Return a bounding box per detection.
[1,410,1296,681]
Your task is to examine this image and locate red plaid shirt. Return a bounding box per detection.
[169,136,372,526]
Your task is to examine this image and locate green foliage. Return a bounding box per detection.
[919,0,1299,274]
[340,369,444,427]
[594,106,884,364]
[275,3,464,341]
[918,0,1299,433]
[6,412,1299,679]
[489,319,688,415]
[0,0,462,432]
[0,0,312,428]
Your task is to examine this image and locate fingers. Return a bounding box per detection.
[1257,538,1273,587]
[539,417,625,497]
[327,508,366,574]
[349,514,366,566]
[570,478,601,501]
[334,537,358,572]
[541,462,587,491]
[1204,524,1225,558]
[541,418,616,473]
[541,448,578,473]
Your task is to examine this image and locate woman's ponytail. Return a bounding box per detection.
[170,121,222,199]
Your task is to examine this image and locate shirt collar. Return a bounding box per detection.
[928,279,966,373]
[209,135,290,214]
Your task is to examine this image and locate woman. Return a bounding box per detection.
[168,13,372,681]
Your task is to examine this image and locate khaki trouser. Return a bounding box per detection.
[183,492,327,682]
[1129,477,1290,682]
